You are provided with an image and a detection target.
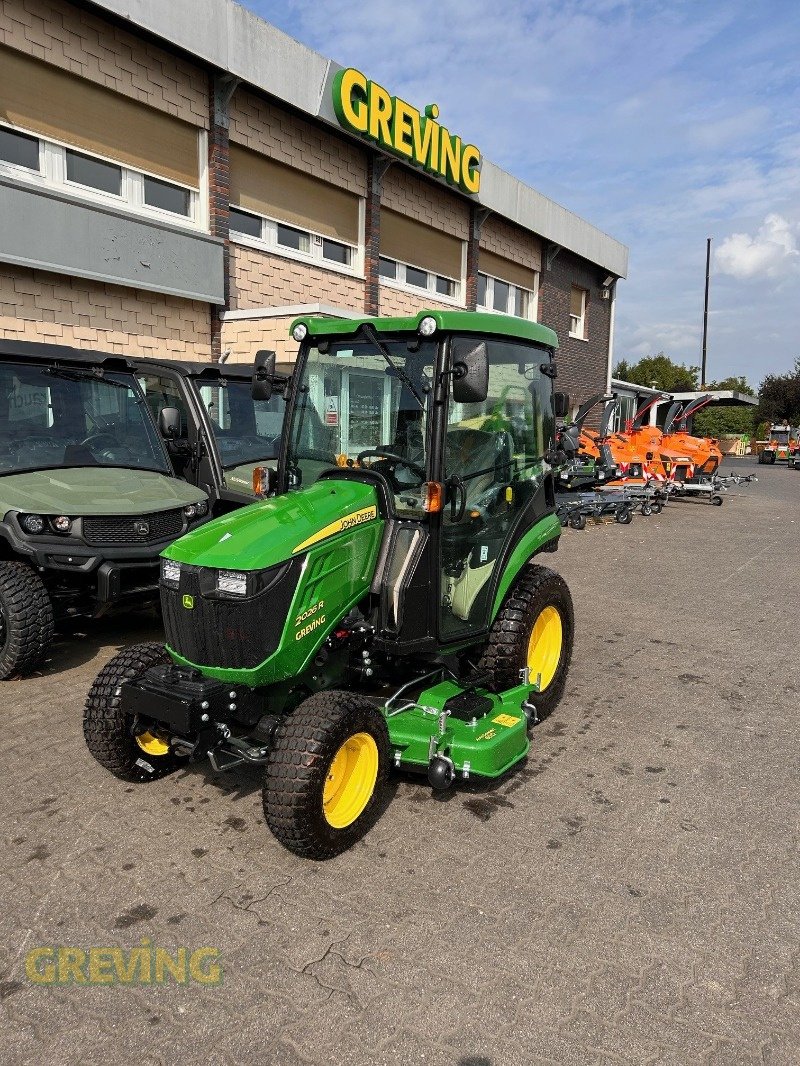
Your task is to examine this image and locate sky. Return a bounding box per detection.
[246,0,800,388]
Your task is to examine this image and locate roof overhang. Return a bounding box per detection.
[669,391,758,408]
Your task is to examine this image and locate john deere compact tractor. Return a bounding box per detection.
[84,312,574,858]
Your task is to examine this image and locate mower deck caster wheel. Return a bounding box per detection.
[568,513,586,530]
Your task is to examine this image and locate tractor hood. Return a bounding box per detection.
[0,467,205,516]
[163,478,380,571]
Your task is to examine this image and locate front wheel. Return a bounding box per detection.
[263,691,390,859]
[478,564,574,720]
[0,562,54,680]
[83,642,186,782]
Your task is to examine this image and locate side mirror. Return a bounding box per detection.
[252,349,277,401]
[451,339,489,405]
[554,392,570,418]
[159,406,181,440]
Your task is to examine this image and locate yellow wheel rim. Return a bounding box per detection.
[526,605,563,692]
[323,732,379,829]
[135,730,170,757]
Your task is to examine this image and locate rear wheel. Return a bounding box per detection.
[478,564,574,720]
[0,562,54,680]
[83,642,185,782]
[263,691,390,859]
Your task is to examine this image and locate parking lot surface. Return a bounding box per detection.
[1,456,798,1065]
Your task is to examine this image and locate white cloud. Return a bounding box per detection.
[715,214,800,279]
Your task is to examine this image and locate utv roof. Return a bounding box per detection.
[128,356,257,380]
[290,310,559,349]
[0,338,138,373]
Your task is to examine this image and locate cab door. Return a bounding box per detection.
[438,339,554,643]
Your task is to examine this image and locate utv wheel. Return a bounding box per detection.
[263,690,390,859]
[83,642,185,782]
[478,564,574,720]
[0,562,54,680]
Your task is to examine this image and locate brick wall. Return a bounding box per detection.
[0,0,207,126]
[229,88,367,195]
[538,249,610,412]
[229,244,364,313]
[0,264,210,358]
[480,215,542,272]
[381,165,470,239]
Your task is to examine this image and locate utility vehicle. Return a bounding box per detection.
[0,341,209,679]
[84,311,575,858]
[131,358,291,512]
[757,424,796,465]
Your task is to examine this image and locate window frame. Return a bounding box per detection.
[378,254,462,305]
[0,120,201,229]
[569,286,588,340]
[476,270,538,320]
[228,202,364,279]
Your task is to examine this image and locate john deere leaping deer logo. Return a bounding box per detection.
[182,595,194,610]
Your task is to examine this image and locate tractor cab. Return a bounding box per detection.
[85,311,575,860]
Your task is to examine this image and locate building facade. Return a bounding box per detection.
[0,0,628,409]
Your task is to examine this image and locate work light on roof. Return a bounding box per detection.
[418,316,437,337]
[292,323,308,342]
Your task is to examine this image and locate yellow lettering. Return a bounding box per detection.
[335,68,368,133]
[368,82,393,147]
[112,947,140,983]
[412,113,437,172]
[392,98,415,158]
[26,947,55,984]
[155,947,187,984]
[189,947,222,986]
[88,949,116,984]
[459,144,481,194]
[440,129,461,186]
[58,946,88,984]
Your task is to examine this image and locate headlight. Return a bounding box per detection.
[184,500,209,520]
[161,559,181,586]
[292,322,308,342]
[52,516,72,533]
[20,514,45,535]
[418,315,437,337]
[216,570,248,596]
[195,499,209,517]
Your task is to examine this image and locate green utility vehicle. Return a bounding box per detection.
[131,358,291,512]
[85,312,574,857]
[0,341,209,679]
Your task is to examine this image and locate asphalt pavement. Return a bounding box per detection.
[1,455,798,1065]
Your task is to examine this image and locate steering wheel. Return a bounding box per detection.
[356,449,426,482]
[80,432,137,461]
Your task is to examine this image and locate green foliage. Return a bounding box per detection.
[614,352,699,392]
[694,375,757,437]
[756,358,800,426]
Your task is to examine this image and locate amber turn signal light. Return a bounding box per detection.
[253,466,269,498]
[422,481,444,513]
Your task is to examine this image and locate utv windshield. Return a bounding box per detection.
[771,429,789,445]
[196,379,284,469]
[286,337,435,514]
[0,362,170,477]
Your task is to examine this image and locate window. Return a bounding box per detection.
[143,175,190,217]
[0,121,199,227]
[477,272,535,319]
[228,204,358,270]
[0,126,39,171]
[378,255,461,302]
[66,148,122,196]
[570,286,587,339]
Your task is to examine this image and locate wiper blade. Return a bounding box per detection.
[359,323,425,409]
[44,366,129,389]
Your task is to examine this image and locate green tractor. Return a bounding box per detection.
[84,311,574,858]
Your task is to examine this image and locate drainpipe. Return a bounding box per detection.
[605,281,617,392]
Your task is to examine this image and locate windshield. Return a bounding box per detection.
[286,338,436,514]
[197,379,285,469]
[0,362,170,477]
[771,429,789,444]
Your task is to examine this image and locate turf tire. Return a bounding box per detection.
[83,641,185,782]
[263,690,390,859]
[478,563,574,720]
[0,562,54,680]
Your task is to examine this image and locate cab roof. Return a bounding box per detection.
[290,310,559,349]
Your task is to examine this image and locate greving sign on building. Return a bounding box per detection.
[332,68,482,195]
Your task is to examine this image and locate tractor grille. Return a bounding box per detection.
[161,559,303,670]
[83,509,184,546]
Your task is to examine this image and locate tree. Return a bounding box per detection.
[614,352,699,392]
[694,375,757,437]
[756,359,800,427]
